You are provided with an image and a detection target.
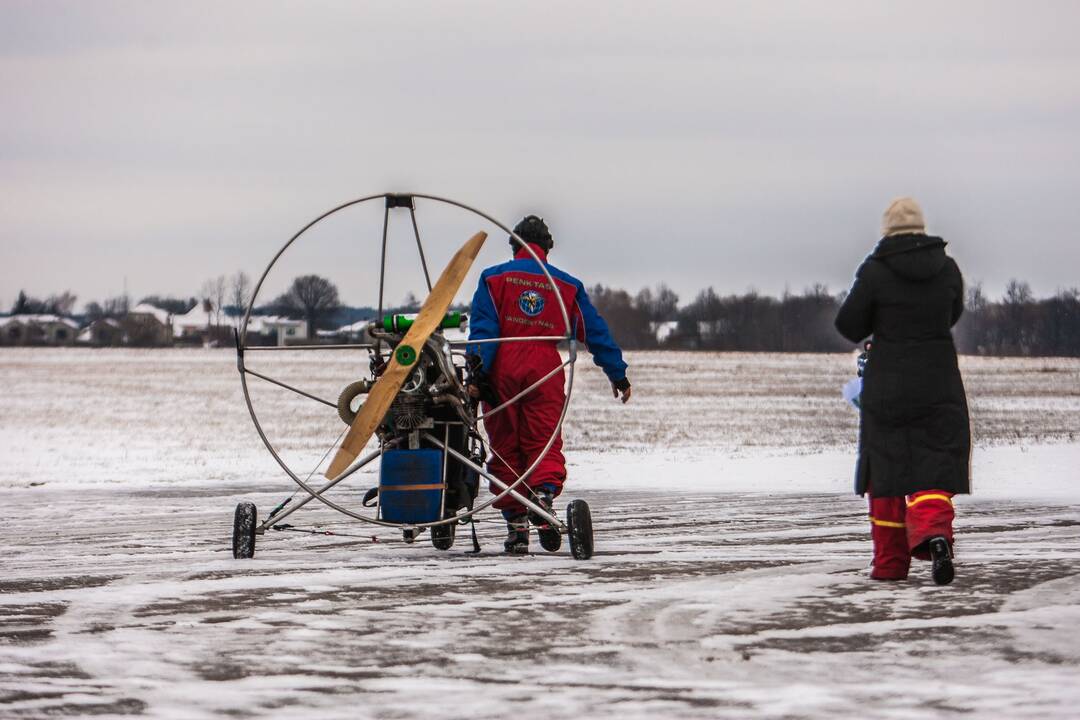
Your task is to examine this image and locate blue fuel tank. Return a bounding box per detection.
[379,448,444,524]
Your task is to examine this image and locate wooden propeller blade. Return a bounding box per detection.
[324,231,487,479]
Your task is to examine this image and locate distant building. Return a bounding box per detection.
[124,303,174,347]
[245,316,308,346]
[317,318,374,344]
[0,314,80,346]
[317,317,469,346]
[651,320,680,346]
[172,304,216,345]
[77,318,124,347]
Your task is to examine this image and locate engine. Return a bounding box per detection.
[336,314,483,527]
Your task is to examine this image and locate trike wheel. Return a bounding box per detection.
[566,499,593,560]
[233,502,257,559]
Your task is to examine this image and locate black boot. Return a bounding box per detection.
[529,489,562,552]
[928,536,954,586]
[504,514,529,555]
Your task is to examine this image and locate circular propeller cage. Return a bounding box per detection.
[238,193,577,530]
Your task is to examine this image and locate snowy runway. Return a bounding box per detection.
[2,485,1079,718]
[1,349,1078,718]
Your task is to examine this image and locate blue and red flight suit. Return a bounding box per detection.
[467,243,628,517]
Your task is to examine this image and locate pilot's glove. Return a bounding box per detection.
[465,353,498,405]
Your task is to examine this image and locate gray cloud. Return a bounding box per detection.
[2,0,1078,311]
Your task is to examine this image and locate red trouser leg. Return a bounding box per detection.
[906,491,955,560]
[868,493,910,580]
[482,365,567,516]
[482,390,526,514]
[514,366,567,495]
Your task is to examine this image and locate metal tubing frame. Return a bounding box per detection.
[237,193,578,529]
[375,205,390,359]
[449,335,564,346]
[245,367,337,409]
[422,432,565,532]
[255,445,389,531]
[245,343,374,352]
[409,205,433,292]
[477,358,572,422]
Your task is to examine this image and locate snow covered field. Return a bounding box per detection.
[1,349,1078,718]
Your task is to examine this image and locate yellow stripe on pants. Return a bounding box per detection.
[870,517,905,529]
[906,494,953,508]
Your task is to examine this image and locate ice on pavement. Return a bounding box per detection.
[1,349,1078,718]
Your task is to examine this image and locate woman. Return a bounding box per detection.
[835,197,971,585]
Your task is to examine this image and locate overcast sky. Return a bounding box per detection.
[2,1,1078,312]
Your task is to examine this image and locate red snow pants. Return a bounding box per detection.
[481,359,567,516]
[868,490,955,580]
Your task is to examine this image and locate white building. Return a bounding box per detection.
[0,314,81,346]
[172,304,215,342]
[245,315,307,346]
[125,303,174,346]
[652,320,680,345]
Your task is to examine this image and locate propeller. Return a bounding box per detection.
[324,231,488,479]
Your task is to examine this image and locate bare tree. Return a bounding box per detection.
[230,271,251,329]
[651,283,680,320]
[275,275,341,339]
[1002,278,1035,354]
[11,290,77,315]
[1004,279,1033,306]
[84,301,105,321]
[45,291,78,315]
[213,276,227,326]
[400,291,421,312]
[966,282,987,313]
[104,295,130,317]
[199,276,228,327]
[86,298,133,331]
[199,280,215,322]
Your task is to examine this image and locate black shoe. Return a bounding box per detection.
[529,490,562,553]
[504,515,529,555]
[928,536,954,586]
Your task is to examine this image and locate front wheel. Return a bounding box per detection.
[566,499,593,560]
[431,520,456,551]
[233,502,257,559]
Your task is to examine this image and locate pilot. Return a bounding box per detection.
[466,215,631,554]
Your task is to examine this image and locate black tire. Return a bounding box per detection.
[431,520,456,551]
[566,499,593,560]
[233,502,257,559]
[538,525,562,553]
[336,380,370,425]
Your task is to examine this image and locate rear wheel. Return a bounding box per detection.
[232,502,257,559]
[566,499,593,560]
[431,519,456,551]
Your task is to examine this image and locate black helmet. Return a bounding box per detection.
[510,215,553,251]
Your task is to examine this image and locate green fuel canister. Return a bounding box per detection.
[382,311,466,333]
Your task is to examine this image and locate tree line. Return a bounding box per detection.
[588,280,1080,357]
[8,273,413,342]
[8,276,1079,356]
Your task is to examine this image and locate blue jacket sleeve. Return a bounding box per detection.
[467,272,499,370]
[575,282,628,383]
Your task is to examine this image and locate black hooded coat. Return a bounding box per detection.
[835,233,971,497]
